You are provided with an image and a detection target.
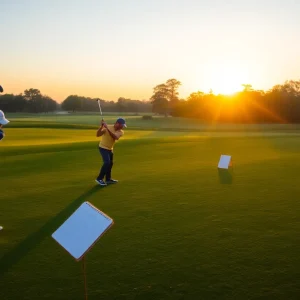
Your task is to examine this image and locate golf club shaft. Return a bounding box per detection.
[97,99,103,121]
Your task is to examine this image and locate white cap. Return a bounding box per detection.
[0,110,9,125]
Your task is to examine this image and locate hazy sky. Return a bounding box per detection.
[1,0,300,102]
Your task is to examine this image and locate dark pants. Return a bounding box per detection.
[97,147,114,181]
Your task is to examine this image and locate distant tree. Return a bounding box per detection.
[185,91,212,119]
[150,79,181,116]
[271,80,300,96]
[0,94,26,112]
[241,84,253,92]
[116,97,127,112]
[23,88,42,102]
[23,88,43,113]
[166,78,181,103]
[150,84,169,116]
[42,95,57,112]
[151,97,169,116]
[14,94,27,112]
[61,95,82,112]
[22,89,57,113]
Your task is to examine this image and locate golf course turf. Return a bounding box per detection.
[1,114,300,299]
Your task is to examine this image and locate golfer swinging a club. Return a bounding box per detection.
[95,117,126,186]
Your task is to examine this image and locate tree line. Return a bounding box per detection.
[0,88,57,113]
[151,79,300,123]
[61,96,152,113]
[0,89,152,114]
[1,79,300,123]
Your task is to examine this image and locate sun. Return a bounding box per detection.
[212,76,243,95]
[206,61,248,96]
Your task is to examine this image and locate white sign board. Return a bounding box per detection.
[218,155,232,169]
[52,202,113,261]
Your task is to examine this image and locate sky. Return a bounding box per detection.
[1,0,300,102]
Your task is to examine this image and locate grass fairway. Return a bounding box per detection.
[1,118,300,299]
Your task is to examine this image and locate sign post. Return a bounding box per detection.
[52,202,114,299]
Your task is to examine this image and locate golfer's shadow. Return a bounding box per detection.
[0,185,102,276]
[218,168,233,184]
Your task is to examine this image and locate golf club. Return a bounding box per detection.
[96,98,104,122]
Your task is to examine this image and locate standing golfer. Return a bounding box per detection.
[0,110,9,141]
[95,118,126,186]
